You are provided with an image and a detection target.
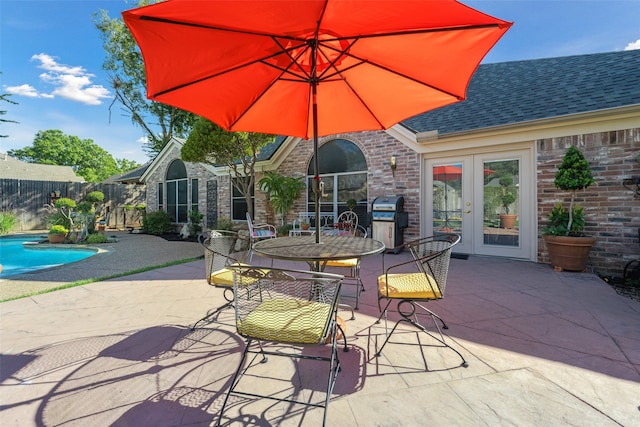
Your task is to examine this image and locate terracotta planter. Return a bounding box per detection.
[48,233,66,244]
[301,223,310,230]
[543,235,595,272]
[500,214,518,229]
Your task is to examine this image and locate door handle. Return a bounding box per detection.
[465,210,471,214]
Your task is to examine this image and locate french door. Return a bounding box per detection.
[425,150,534,259]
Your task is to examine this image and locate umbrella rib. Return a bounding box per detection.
[152,37,310,97]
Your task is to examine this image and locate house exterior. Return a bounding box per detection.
[0,153,85,182]
[141,50,640,276]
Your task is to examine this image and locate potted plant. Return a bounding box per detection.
[48,224,69,243]
[346,198,357,211]
[300,220,311,230]
[498,176,518,229]
[543,146,596,271]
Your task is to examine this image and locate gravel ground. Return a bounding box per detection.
[0,231,204,301]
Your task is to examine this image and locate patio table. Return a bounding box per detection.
[252,235,385,271]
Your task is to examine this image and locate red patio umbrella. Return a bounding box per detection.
[123,0,512,243]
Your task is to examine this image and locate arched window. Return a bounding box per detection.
[166,160,188,223]
[307,139,368,225]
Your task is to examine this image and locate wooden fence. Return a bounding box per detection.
[0,179,146,231]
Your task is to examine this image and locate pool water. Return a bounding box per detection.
[0,235,98,277]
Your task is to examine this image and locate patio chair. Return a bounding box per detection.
[375,234,468,367]
[217,266,345,427]
[246,212,277,261]
[323,211,366,311]
[191,230,244,330]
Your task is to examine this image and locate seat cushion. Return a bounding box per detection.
[209,264,263,287]
[252,230,275,237]
[238,298,331,344]
[378,272,442,299]
[325,258,358,268]
[209,268,235,286]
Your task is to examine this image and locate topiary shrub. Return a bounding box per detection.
[143,210,173,235]
[85,233,108,244]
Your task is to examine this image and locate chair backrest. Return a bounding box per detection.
[322,210,359,236]
[336,210,358,229]
[201,230,240,277]
[232,267,343,344]
[407,234,460,297]
[246,212,256,234]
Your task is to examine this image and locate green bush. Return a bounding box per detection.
[188,210,203,236]
[0,212,16,235]
[143,210,173,235]
[277,224,293,237]
[49,224,69,235]
[215,217,233,231]
[85,233,108,244]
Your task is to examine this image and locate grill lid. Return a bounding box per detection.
[372,196,404,212]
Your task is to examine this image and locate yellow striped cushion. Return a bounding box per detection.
[325,258,358,268]
[238,298,331,344]
[378,272,442,299]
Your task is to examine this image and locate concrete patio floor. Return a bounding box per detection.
[1,245,639,426]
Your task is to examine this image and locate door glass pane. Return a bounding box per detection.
[432,163,463,233]
[483,159,519,247]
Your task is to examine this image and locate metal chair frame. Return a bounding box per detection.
[375,234,468,367]
[217,266,346,426]
[246,212,277,261]
[322,211,367,312]
[191,230,243,330]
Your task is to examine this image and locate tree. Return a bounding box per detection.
[0,89,18,138]
[94,1,197,157]
[259,172,305,225]
[181,117,274,219]
[8,129,138,182]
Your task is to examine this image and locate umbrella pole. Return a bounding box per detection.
[312,81,321,244]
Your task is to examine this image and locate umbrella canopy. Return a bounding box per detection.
[433,165,495,182]
[123,0,512,242]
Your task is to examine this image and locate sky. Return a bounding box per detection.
[1,0,639,166]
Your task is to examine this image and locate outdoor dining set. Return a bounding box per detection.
[195,212,467,426]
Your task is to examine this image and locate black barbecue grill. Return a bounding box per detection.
[371,196,408,253]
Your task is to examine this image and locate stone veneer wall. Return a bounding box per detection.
[536,128,640,276]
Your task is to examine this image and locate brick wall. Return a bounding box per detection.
[145,144,214,226]
[536,128,640,275]
[275,131,421,241]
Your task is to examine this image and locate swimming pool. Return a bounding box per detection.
[0,235,98,277]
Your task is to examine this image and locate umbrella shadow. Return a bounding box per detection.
[0,324,245,426]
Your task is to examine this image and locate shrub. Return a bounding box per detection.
[49,224,69,235]
[277,224,293,237]
[188,210,204,236]
[0,212,16,235]
[85,233,108,244]
[85,191,105,204]
[215,217,233,231]
[143,210,173,235]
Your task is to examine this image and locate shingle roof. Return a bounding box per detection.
[0,153,84,182]
[103,162,151,184]
[402,50,640,135]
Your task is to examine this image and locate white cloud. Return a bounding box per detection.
[624,39,640,51]
[5,84,39,97]
[137,136,148,145]
[12,53,113,105]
